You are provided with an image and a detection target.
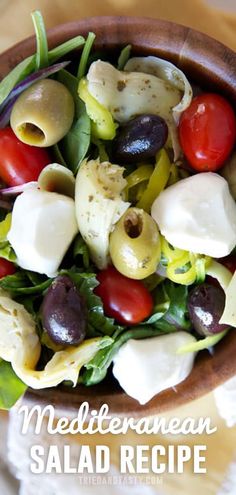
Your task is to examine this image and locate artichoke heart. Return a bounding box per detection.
[86,60,182,160]
[0,294,111,389]
[75,158,130,269]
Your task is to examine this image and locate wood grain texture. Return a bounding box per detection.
[1,16,236,416]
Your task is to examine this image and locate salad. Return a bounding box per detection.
[0,11,235,408]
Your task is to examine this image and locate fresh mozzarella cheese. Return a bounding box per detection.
[8,188,78,277]
[151,173,236,258]
[112,332,196,405]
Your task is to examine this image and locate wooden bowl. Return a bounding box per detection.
[1,16,236,417]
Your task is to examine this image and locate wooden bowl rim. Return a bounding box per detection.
[1,16,236,417]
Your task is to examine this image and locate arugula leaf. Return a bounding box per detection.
[52,143,68,167]
[82,280,192,385]
[48,36,85,64]
[80,278,191,385]
[61,112,91,173]
[57,70,91,173]
[16,295,39,318]
[73,235,90,269]
[144,281,191,332]
[0,57,35,106]
[0,270,52,295]
[0,360,27,410]
[0,34,84,107]
[117,44,132,70]
[31,10,48,70]
[57,69,79,114]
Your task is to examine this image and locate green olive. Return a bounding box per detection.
[38,163,75,198]
[10,79,74,147]
[109,207,161,279]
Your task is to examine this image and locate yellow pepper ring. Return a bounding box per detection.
[167,254,197,285]
[78,78,117,140]
[125,164,153,190]
[161,236,188,264]
[137,148,171,212]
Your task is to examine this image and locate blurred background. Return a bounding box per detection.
[0,0,235,53]
[0,1,236,494]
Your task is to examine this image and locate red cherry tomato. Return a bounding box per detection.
[0,258,16,278]
[219,255,236,274]
[94,266,153,325]
[0,127,50,186]
[179,93,236,172]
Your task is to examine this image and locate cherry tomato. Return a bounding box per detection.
[0,258,16,278]
[94,266,153,325]
[0,127,50,186]
[219,255,236,274]
[179,93,236,172]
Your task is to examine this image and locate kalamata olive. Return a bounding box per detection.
[41,275,87,345]
[188,283,229,336]
[109,207,161,279]
[112,114,168,163]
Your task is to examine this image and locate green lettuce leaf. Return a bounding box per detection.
[144,281,191,332]
[0,28,84,106]
[77,32,96,80]
[73,235,90,269]
[31,10,48,70]
[57,69,91,173]
[0,270,51,295]
[0,360,27,410]
[117,44,132,70]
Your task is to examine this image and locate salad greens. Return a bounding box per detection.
[0,360,27,410]
[0,213,16,262]
[57,69,91,173]
[117,44,132,70]
[31,10,49,70]
[0,270,51,295]
[81,280,191,385]
[0,61,70,129]
[144,281,191,332]
[0,10,234,409]
[0,12,85,105]
[77,32,96,80]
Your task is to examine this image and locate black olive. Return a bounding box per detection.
[112,114,168,163]
[188,283,229,336]
[41,275,87,345]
